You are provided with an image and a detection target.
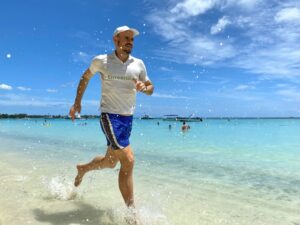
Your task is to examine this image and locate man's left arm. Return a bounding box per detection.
[142,80,154,95]
[137,60,153,95]
[135,80,154,95]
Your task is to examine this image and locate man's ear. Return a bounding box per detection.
[113,36,118,44]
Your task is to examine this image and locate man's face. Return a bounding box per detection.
[114,31,134,54]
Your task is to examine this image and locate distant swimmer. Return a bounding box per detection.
[43,119,51,127]
[168,124,172,129]
[69,26,154,212]
[181,121,190,131]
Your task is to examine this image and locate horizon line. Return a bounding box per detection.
[0,113,299,119]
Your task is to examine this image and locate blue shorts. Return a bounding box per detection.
[100,113,133,150]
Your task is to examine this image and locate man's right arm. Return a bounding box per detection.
[69,69,93,121]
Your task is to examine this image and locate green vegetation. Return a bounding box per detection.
[0,114,99,119]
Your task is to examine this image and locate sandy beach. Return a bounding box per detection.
[1,118,300,225]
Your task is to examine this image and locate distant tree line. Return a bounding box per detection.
[0,114,100,119]
[0,114,29,118]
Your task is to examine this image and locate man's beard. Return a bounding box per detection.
[123,49,131,54]
[122,44,132,54]
[119,42,132,54]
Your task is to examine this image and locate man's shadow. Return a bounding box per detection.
[33,202,119,225]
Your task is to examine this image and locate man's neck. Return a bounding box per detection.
[115,50,129,63]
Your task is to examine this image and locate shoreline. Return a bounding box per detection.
[1,115,300,120]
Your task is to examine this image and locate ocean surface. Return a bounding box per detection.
[0,118,300,225]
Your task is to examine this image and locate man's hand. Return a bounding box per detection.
[69,104,81,121]
[132,79,146,92]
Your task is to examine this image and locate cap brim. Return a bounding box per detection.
[129,28,139,37]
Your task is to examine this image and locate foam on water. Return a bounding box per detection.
[107,205,171,225]
[137,206,171,225]
[42,176,79,200]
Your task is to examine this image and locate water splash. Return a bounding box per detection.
[42,176,78,200]
[107,205,171,225]
[137,206,171,225]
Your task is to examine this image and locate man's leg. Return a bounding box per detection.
[113,145,135,208]
[74,147,119,186]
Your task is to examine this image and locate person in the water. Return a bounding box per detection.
[181,121,190,131]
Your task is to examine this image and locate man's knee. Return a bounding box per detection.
[114,145,135,169]
[120,152,135,170]
[121,153,134,167]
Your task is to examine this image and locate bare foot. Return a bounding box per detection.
[74,165,85,187]
[125,216,143,225]
[125,208,143,225]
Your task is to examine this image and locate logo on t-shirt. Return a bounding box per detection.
[103,74,134,81]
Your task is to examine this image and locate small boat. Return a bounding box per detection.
[162,115,179,121]
[141,114,153,119]
[162,114,203,122]
[177,117,203,122]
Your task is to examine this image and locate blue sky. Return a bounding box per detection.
[1,0,300,117]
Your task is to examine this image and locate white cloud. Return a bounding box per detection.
[170,0,216,19]
[146,12,189,42]
[152,93,191,99]
[146,0,300,79]
[72,51,93,64]
[226,0,262,9]
[235,16,253,28]
[0,93,99,108]
[275,7,300,23]
[46,89,58,93]
[235,84,255,91]
[0,84,12,90]
[0,94,69,107]
[277,88,300,101]
[17,86,31,91]
[146,1,237,65]
[160,66,174,72]
[276,83,290,88]
[211,16,231,35]
[233,42,300,78]
[155,35,236,65]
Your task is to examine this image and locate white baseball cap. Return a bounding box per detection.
[113,25,139,37]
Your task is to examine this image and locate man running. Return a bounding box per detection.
[69,25,154,209]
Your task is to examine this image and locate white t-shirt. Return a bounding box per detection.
[88,52,150,115]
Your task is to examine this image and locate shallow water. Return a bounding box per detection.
[0,118,300,225]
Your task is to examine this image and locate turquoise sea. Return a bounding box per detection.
[0,118,300,225]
